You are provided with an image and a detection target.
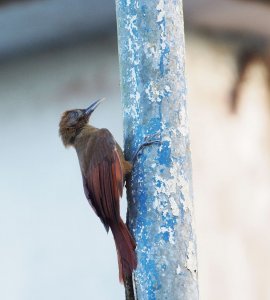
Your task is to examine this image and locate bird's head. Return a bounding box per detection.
[59,98,104,147]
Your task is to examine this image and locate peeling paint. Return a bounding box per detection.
[156,0,165,23]
[145,81,161,103]
[169,197,180,217]
[116,0,198,299]
[186,241,198,281]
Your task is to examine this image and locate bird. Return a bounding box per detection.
[59,99,159,282]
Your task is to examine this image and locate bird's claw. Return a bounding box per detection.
[143,132,161,143]
[132,133,161,164]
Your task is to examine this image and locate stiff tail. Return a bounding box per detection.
[110,219,137,282]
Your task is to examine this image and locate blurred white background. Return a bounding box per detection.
[0,0,270,299]
[0,38,126,299]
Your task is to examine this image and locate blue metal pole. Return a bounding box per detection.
[115,1,199,299]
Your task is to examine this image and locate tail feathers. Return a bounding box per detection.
[110,220,137,282]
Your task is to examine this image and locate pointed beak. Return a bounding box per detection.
[84,98,105,116]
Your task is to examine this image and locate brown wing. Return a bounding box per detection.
[81,129,123,232]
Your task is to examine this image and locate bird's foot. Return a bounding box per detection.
[132,133,161,164]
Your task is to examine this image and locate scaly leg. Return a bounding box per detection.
[132,133,161,164]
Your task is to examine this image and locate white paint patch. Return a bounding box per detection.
[124,103,139,121]
[136,91,140,101]
[125,15,140,67]
[162,133,171,142]
[125,15,138,38]
[165,85,171,93]
[154,161,182,197]
[127,39,133,58]
[162,208,168,217]
[130,67,136,84]
[153,198,159,210]
[160,24,166,50]
[185,241,198,280]
[169,197,180,216]
[179,109,188,137]
[179,180,194,217]
[183,195,193,213]
[161,121,166,131]
[145,81,161,103]
[156,0,165,22]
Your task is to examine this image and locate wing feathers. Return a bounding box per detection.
[78,128,136,280]
[82,129,123,227]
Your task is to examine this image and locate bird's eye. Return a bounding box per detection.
[71,111,78,119]
[67,110,84,126]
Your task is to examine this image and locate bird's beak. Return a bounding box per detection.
[84,98,105,116]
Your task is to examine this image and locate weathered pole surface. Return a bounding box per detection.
[115,1,199,299]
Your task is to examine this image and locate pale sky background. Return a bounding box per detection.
[0,39,126,300]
